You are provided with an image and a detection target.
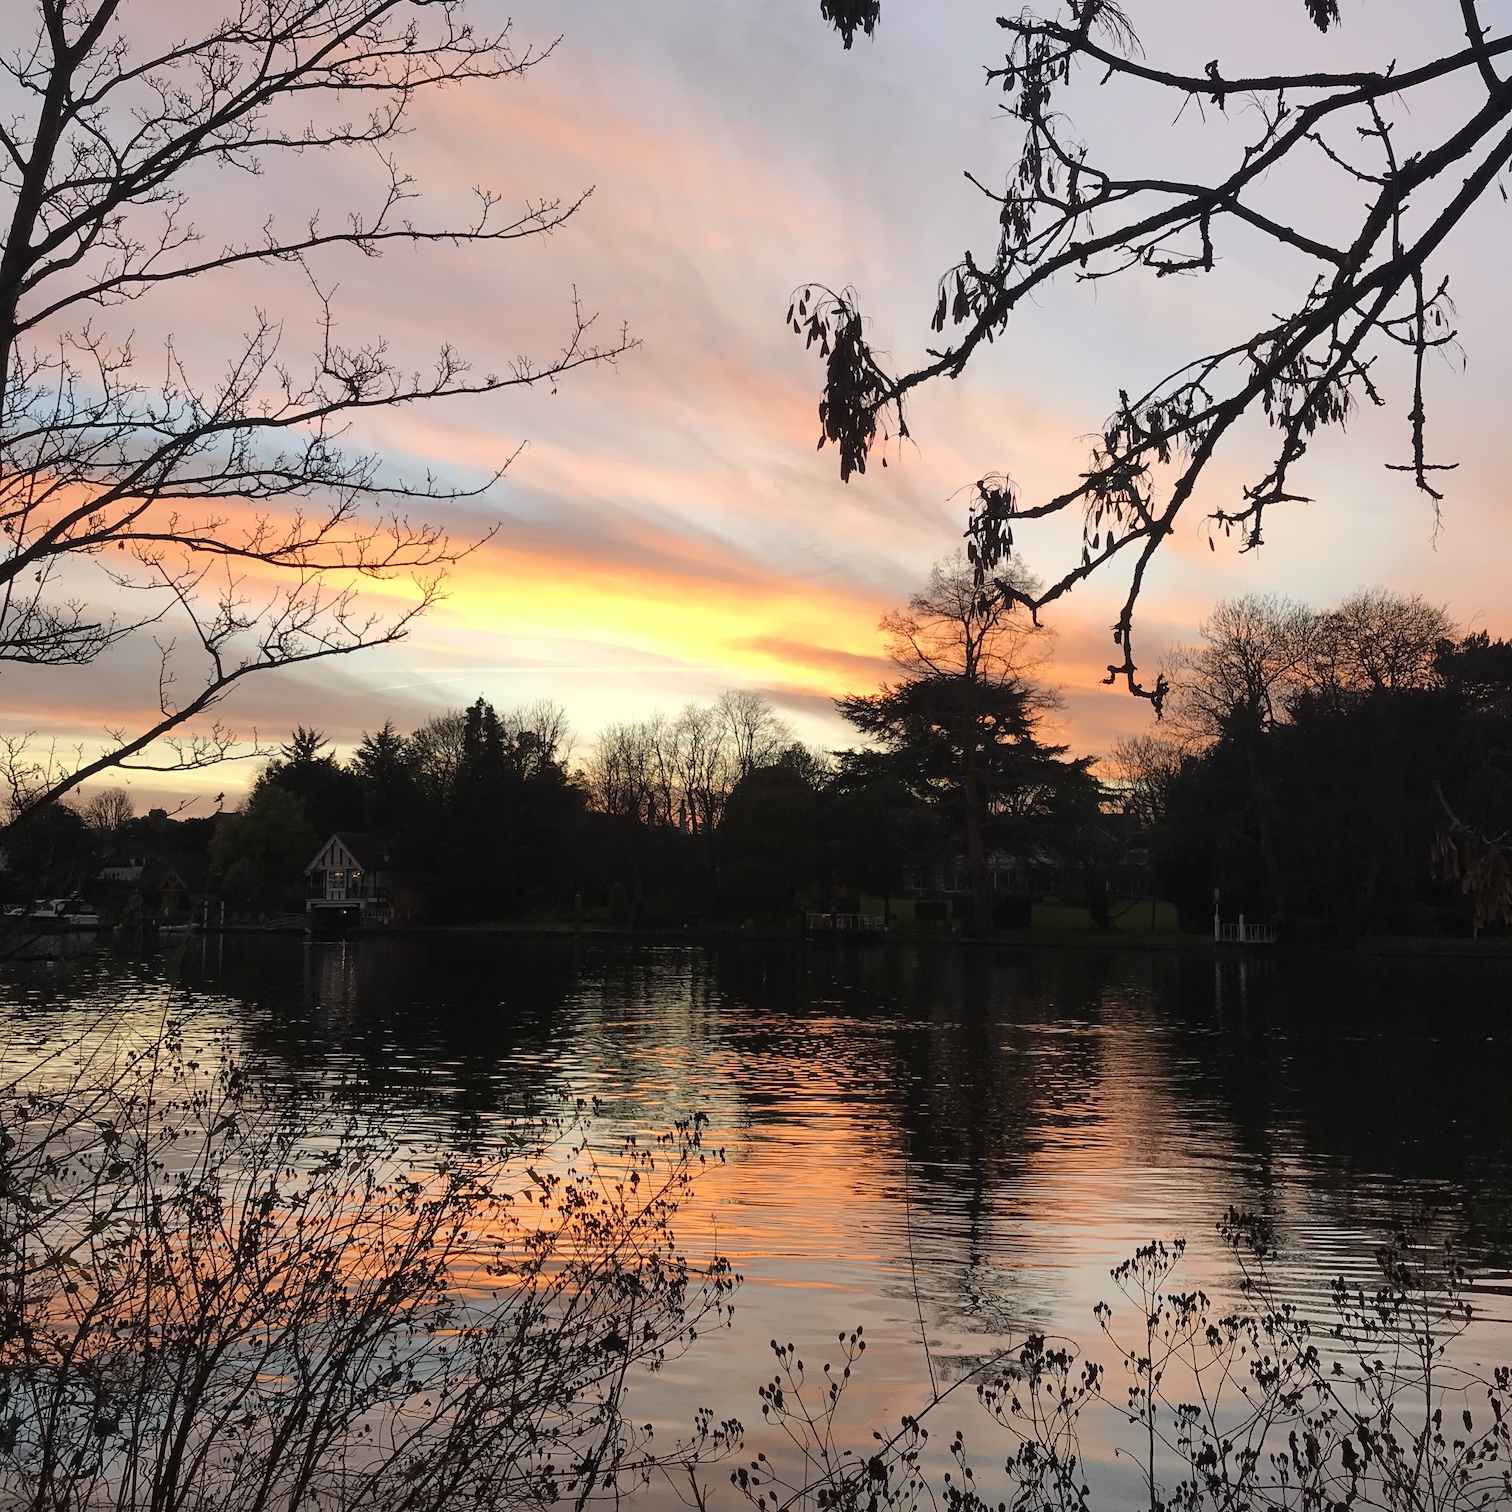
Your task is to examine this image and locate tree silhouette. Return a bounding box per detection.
[2,1,629,813]
[837,555,1094,933]
[806,0,1512,707]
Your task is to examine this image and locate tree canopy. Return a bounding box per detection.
[1106,592,1512,934]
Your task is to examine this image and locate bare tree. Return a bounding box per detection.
[500,699,574,775]
[803,0,1512,707]
[645,711,684,827]
[408,708,469,806]
[1104,733,1184,830]
[881,551,1049,695]
[2,1,630,814]
[672,702,730,837]
[1164,594,1319,742]
[1309,588,1456,695]
[584,692,790,834]
[583,718,660,825]
[717,689,793,781]
[75,784,133,832]
[1166,589,1457,740]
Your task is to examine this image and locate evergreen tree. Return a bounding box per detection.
[258,728,364,841]
[838,555,1098,933]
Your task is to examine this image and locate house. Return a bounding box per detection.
[304,834,428,928]
[94,852,210,925]
[98,856,146,884]
[151,863,192,918]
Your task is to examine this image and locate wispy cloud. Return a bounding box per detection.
[12,0,1511,800]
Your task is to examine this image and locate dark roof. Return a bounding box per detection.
[322,833,395,870]
[141,853,210,891]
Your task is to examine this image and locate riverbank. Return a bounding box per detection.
[406,920,1512,958]
[109,917,1512,959]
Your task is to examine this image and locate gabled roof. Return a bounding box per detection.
[141,852,209,891]
[305,832,394,874]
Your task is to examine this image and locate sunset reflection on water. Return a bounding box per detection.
[7,936,1511,1501]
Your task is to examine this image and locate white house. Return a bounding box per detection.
[304,833,398,927]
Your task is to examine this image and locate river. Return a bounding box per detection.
[6,934,1511,1507]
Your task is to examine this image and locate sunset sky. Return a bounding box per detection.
[22,0,1512,809]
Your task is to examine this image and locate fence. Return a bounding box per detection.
[805,913,889,933]
[1214,914,1277,944]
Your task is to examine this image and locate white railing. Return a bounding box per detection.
[805,913,888,933]
[1214,914,1276,944]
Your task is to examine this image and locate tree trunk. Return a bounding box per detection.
[963,769,993,936]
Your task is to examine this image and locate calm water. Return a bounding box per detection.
[6,935,1512,1501]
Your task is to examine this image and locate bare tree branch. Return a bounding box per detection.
[802,0,1512,710]
[1,2,632,812]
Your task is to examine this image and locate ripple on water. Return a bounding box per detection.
[6,936,1512,1490]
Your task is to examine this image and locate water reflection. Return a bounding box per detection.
[151,935,1512,1273]
[8,934,1509,1460]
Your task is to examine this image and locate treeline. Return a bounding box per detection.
[216,691,822,922]
[212,563,1104,926]
[1116,590,1512,936]
[6,564,1510,938]
[3,556,1103,928]
[543,557,1102,929]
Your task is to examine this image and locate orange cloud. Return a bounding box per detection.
[434,527,891,699]
[14,0,1512,815]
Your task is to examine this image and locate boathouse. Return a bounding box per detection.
[304,833,427,928]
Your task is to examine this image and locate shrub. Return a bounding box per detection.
[0,1018,736,1510]
[733,1214,1512,1512]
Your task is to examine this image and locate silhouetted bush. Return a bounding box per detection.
[0,1020,735,1510]
[734,1217,1512,1511]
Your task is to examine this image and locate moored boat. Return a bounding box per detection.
[2,897,103,930]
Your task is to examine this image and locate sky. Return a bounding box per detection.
[14,0,1512,811]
